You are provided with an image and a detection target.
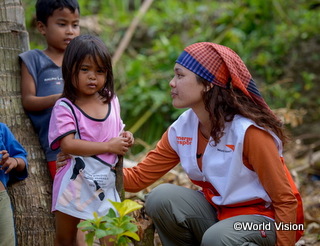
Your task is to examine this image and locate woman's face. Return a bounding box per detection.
[169,63,206,110]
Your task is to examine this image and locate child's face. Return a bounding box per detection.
[38,7,80,53]
[74,56,107,98]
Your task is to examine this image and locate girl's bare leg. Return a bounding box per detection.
[76,226,86,246]
[54,211,80,246]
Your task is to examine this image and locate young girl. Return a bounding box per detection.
[48,34,133,245]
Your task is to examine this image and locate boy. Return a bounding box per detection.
[0,123,28,246]
[19,0,80,179]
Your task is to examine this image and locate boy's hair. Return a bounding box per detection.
[36,0,80,25]
[62,34,114,104]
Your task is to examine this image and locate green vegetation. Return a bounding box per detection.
[78,199,142,246]
[22,0,320,154]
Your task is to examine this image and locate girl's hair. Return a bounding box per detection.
[61,34,114,103]
[197,76,289,145]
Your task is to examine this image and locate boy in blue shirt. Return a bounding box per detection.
[0,123,28,246]
[19,0,80,180]
[19,1,85,244]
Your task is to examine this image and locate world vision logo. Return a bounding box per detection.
[217,144,235,152]
[176,136,192,146]
[226,145,235,151]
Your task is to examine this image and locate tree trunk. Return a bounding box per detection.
[0,1,55,245]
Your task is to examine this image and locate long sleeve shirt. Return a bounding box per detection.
[0,123,28,189]
[124,126,298,245]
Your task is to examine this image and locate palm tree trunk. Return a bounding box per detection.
[0,1,55,245]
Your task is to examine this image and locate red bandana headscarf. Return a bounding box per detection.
[176,42,271,111]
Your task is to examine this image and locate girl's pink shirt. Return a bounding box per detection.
[48,97,124,165]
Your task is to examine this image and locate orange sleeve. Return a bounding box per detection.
[123,130,180,193]
[243,126,297,246]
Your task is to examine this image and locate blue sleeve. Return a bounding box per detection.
[0,123,28,183]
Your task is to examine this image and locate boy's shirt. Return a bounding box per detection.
[19,49,63,162]
[0,123,28,188]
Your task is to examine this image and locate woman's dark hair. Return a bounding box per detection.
[36,0,80,25]
[61,34,114,103]
[197,76,289,145]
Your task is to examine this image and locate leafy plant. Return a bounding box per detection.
[78,199,143,246]
[22,0,320,153]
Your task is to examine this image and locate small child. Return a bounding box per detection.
[48,34,134,245]
[0,123,28,246]
[19,0,80,179]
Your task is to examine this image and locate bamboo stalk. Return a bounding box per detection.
[115,155,125,201]
[112,0,154,66]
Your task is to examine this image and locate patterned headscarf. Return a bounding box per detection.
[176,42,270,111]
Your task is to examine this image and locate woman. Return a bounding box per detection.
[123,42,303,246]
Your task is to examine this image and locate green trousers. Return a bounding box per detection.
[0,190,16,246]
[145,183,276,246]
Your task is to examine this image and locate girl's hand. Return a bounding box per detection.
[120,131,134,147]
[107,136,131,155]
[56,152,71,169]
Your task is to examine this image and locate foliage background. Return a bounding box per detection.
[21,0,320,243]
[22,0,320,153]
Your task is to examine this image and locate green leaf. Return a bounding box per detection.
[119,215,134,224]
[106,207,117,218]
[77,220,95,230]
[95,229,109,239]
[108,199,143,217]
[121,231,140,241]
[85,232,95,246]
[117,236,131,245]
[109,227,124,235]
[123,222,138,232]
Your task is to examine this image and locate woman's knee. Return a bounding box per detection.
[145,184,173,210]
[145,183,181,217]
[201,224,225,246]
[201,216,276,246]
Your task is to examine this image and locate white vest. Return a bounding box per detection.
[168,109,283,207]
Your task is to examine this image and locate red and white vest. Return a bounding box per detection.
[168,109,282,219]
[168,109,304,240]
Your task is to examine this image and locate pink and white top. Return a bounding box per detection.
[48,97,124,219]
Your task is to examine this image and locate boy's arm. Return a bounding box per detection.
[20,62,61,111]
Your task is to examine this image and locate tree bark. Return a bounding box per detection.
[0,1,55,245]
